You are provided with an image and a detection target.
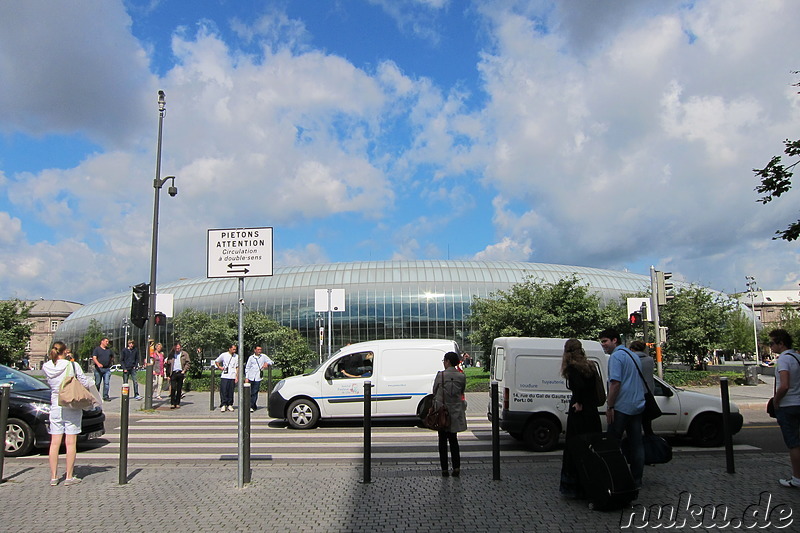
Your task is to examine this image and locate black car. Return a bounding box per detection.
[1,364,105,457]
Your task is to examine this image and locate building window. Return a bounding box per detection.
[51,320,59,331]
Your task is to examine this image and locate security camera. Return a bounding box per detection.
[168,186,178,197]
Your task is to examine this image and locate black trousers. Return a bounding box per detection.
[170,371,184,406]
[438,431,460,470]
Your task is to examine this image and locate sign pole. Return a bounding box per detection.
[237,276,247,488]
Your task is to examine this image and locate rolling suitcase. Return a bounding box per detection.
[568,432,638,511]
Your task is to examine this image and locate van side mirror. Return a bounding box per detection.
[324,367,334,380]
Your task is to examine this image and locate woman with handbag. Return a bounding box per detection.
[559,339,603,498]
[432,351,467,477]
[42,341,94,486]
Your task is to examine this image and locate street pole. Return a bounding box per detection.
[649,266,664,379]
[327,288,332,360]
[746,277,759,361]
[237,277,248,487]
[144,90,177,410]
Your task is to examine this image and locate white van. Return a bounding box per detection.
[268,339,458,429]
[489,337,743,452]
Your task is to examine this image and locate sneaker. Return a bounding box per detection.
[50,478,59,486]
[250,408,255,412]
[779,478,799,488]
[103,397,111,402]
[220,406,227,412]
[441,470,449,477]
[63,477,82,486]
[134,395,143,400]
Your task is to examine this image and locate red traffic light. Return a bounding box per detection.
[629,311,642,325]
[154,312,167,327]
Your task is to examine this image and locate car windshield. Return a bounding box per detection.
[0,365,49,392]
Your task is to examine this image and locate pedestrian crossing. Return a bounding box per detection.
[14,415,761,463]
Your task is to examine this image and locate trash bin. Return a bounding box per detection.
[744,365,759,386]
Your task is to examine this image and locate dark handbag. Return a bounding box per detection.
[424,372,450,431]
[767,398,776,418]
[624,348,662,421]
[594,368,607,407]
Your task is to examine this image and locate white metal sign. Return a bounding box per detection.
[626,297,651,321]
[207,227,273,278]
[315,288,345,312]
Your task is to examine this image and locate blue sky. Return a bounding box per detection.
[1,0,799,304]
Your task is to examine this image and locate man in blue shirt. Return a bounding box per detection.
[600,328,645,488]
[92,337,114,401]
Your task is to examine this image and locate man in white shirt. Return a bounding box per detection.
[244,345,274,412]
[770,329,800,488]
[214,344,238,412]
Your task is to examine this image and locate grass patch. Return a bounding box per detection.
[662,369,746,387]
[465,366,491,392]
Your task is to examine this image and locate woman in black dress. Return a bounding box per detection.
[559,338,603,498]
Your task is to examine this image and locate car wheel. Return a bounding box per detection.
[287,398,320,429]
[5,417,35,457]
[523,416,560,452]
[690,413,723,447]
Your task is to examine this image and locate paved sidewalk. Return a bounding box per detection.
[2,450,797,532]
[3,373,795,532]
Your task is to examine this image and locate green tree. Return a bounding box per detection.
[468,275,620,358]
[659,286,739,365]
[754,72,799,240]
[777,305,800,345]
[720,310,758,357]
[0,300,33,367]
[76,318,104,367]
[173,308,236,377]
[265,325,315,377]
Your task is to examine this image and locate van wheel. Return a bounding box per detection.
[690,413,723,447]
[523,417,559,452]
[287,399,320,429]
[5,418,35,457]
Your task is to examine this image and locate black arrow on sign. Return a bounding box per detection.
[227,268,250,274]
[227,262,251,269]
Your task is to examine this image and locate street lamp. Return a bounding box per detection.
[144,90,177,410]
[745,276,760,362]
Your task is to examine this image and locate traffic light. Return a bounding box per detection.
[629,311,643,326]
[656,271,674,305]
[130,283,149,329]
[154,312,167,327]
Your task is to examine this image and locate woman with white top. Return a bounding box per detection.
[42,341,93,486]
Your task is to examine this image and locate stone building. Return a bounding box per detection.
[23,299,83,368]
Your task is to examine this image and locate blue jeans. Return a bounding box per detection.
[122,369,140,396]
[250,380,262,410]
[94,367,111,399]
[608,410,644,487]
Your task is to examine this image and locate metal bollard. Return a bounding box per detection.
[243,382,251,484]
[119,383,130,484]
[720,377,735,474]
[0,383,12,483]
[491,381,501,480]
[209,366,216,411]
[361,380,372,484]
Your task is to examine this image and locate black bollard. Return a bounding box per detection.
[119,383,130,484]
[720,377,735,474]
[0,383,11,483]
[361,380,372,484]
[210,365,216,411]
[491,381,501,480]
[243,382,251,484]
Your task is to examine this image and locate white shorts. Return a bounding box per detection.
[49,405,82,435]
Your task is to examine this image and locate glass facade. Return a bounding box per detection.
[58,260,652,357]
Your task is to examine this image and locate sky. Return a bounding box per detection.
[1,0,799,305]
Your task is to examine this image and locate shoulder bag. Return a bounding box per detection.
[593,367,607,407]
[424,372,451,431]
[59,361,96,409]
[622,348,662,421]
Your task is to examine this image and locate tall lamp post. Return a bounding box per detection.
[745,276,760,362]
[144,90,178,410]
